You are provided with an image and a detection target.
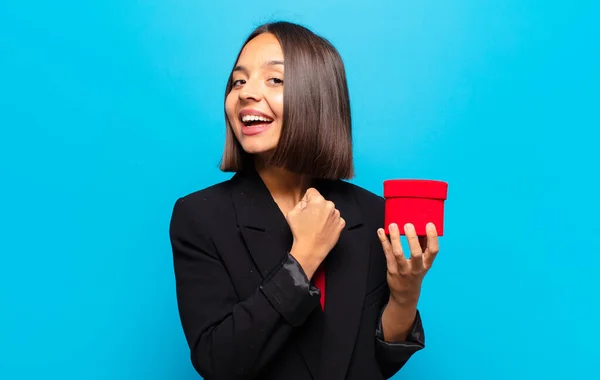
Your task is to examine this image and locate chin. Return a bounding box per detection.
[237,134,278,156]
[241,143,277,155]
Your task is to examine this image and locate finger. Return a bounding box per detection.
[299,199,308,211]
[325,200,335,213]
[389,223,408,270]
[333,208,341,227]
[304,188,322,203]
[423,223,439,267]
[377,228,398,274]
[404,223,423,270]
[301,188,311,202]
[339,217,346,231]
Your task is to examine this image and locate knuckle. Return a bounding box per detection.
[305,188,319,200]
[395,270,407,278]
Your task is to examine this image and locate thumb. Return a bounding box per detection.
[297,188,313,211]
[298,198,308,211]
[303,187,319,203]
[289,198,307,216]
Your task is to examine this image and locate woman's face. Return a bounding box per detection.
[225,33,284,157]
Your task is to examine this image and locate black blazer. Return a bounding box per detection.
[169,168,425,380]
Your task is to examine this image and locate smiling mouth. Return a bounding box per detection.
[240,115,274,127]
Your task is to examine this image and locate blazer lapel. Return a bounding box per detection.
[229,169,292,279]
[229,171,370,380]
[229,169,322,379]
[315,179,371,380]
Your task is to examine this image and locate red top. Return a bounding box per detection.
[313,265,326,309]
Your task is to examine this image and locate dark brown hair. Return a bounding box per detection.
[220,21,354,180]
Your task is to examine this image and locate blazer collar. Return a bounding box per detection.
[229,167,288,232]
[229,167,363,231]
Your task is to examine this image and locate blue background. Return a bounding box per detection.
[1,1,599,379]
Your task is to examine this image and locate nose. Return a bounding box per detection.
[239,78,262,102]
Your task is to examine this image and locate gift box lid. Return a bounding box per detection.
[383,179,448,200]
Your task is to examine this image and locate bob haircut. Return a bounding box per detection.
[220,21,354,180]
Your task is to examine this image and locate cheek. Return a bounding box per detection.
[271,92,284,118]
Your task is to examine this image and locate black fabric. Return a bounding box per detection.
[169,168,425,380]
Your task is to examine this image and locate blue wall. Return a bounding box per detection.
[1,1,598,379]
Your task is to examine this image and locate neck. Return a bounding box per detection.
[254,159,312,204]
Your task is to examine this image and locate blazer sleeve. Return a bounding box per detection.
[169,197,321,380]
[374,304,426,379]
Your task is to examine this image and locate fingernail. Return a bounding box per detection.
[404,223,414,232]
[390,223,397,232]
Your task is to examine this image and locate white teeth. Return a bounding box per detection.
[241,115,273,123]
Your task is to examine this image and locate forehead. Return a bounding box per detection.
[237,33,283,66]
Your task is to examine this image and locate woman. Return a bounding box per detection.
[169,21,440,380]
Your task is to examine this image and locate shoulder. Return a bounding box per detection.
[344,181,384,208]
[333,179,384,207]
[170,178,235,230]
[336,180,385,223]
[175,179,233,209]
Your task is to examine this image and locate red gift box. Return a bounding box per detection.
[383,179,448,236]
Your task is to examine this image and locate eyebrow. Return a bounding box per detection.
[233,60,284,72]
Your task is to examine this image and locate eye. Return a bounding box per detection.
[232,79,246,88]
[268,78,283,85]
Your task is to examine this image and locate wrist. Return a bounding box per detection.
[289,243,321,279]
[386,295,418,314]
[389,289,421,309]
[381,299,418,342]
